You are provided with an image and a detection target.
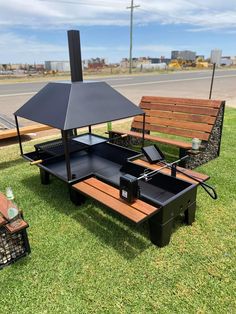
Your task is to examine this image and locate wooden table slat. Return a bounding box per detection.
[73,180,147,223]
[86,177,158,216]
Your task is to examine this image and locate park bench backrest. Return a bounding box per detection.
[131,96,224,141]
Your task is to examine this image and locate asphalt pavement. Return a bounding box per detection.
[0,69,236,127]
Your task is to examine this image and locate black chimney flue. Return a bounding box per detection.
[67,30,83,82]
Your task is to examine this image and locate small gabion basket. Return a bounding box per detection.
[0,193,30,270]
[0,226,30,269]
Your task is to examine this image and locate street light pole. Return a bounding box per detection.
[127,0,140,74]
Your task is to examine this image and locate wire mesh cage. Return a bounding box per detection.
[0,227,30,269]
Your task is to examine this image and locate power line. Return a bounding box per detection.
[40,0,124,8]
[127,0,140,74]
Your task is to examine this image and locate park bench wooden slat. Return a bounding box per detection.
[112,130,192,149]
[140,103,219,116]
[73,177,159,224]
[134,116,213,133]
[141,96,222,108]
[135,111,216,124]
[132,121,210,141]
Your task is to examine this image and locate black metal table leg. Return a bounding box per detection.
[69,187,86,206]
[179,148,187,167]
[148,217,174,247]
[40,168,50,185]
[184,202,196,225]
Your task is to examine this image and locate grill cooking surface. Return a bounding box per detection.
[35,138,88,156]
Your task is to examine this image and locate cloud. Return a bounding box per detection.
[0,32,125,63]
[0,1,235,63]
[136,1,236,32]
[0,0,235,31]
[0,32,67,63]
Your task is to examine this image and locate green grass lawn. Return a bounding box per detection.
[0,109,236,313]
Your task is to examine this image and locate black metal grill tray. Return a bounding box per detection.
[35,138,88,157]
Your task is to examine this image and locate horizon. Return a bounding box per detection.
[0,0,235,64]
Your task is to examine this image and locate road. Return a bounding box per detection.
[0,69,236,126]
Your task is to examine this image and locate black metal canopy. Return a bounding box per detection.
[15,81,143,130]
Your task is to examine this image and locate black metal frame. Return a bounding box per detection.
[142,113,145,147]
[62,130,72,181]
[209,62,216,99]
[14,115,23,155]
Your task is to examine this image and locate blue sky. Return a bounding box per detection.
[0,0,235,63]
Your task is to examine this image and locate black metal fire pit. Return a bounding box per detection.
[13,30,209,247]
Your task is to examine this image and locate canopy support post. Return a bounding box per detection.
[62,130,72,181]
[142,113,146,148]
[14,115,23,155]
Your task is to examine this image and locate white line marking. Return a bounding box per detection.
[0,74,235,96]
[112,74,236,88]
[103,77,133,81]
[0,92,37,97]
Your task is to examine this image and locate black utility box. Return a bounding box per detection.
[120,174,140,203]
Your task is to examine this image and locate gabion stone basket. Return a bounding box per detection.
[0,227,30,269]
[0,193,30,270]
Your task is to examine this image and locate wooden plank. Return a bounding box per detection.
[0,215,7,226]
[0,124,52,140]
[132,159,209,183]
[141,96,223,108]
[86,177,158,216]
[5,220,29,234]
[134,116,213,132]
[139,110,216,124]
[0,193,28,233]
[73,181,147,224]
[111,130,192,149]
[0,193,9,219]
[132,121,210,141]
[140,102,219,116]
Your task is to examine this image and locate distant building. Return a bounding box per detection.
[210,49,222,66]
[231,56,236,65]
[120,56,171,68]
[196,55,205,60]
[150,57,171,64]
[35,64,45,71]
[83,58,108,70]
[137,63,167,70]
[45,61,70,72]
[120,58,129,68]
[221,56,233,66]
[171,50,196,61]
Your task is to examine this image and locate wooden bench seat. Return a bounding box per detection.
[0,124,52,140]
[72,173,200,247]
[111,130,192,149]
[73,177,159,224]
[110,96,225,169]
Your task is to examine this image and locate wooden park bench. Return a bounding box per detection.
[110,96,225,169]
[0,124,52,141]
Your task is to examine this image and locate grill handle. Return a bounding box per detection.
[30,159,43,166]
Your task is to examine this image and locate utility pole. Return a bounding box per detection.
[127,0,140,74]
